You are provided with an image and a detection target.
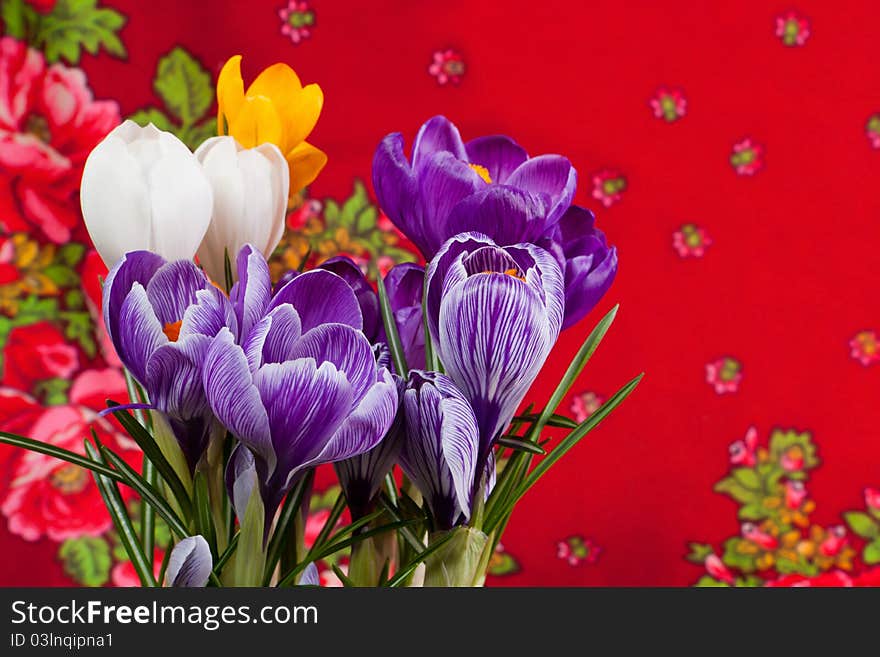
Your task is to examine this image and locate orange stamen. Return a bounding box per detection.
[163,320,183,342]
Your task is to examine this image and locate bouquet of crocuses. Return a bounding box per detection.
[0,55,640,587]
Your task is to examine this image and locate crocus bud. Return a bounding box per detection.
[165,535,212,587]
[194,136,289,285]
[80,121,213,269]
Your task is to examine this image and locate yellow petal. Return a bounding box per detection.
[217,55,245,135]
[228,96,283,149]
[286,141,327,196]
[281,83,324,153]
[245,62,303,102]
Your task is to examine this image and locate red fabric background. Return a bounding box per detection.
[2,0,878,585]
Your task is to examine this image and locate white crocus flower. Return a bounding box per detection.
[80,120,213,269]
[194,136,289,285]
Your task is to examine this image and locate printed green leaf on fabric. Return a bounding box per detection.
[128,47,215,150]
[58,536,112,587]
[34,0,126,64]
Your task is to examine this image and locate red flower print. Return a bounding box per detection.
[649,87,686,122]
[591,170,627,207]
[728,426,757,466]
[27,0,56,11]
[569,391,603,423]
[672,223,712,258]
[864,487,880,512]
[849,330,879,366]
[766,570,853,587]
[112,549,164,587]
[429,49,465,86]
[729,138,764,176]
[775,11,810,47]
[556,535,601,566]
[1,321,79,392]
[0,369,138,542]
[705,356,742,394]
[866,114,880,149]
[278,1,315,45]
[0,37,120,243]
[704,553,735,585]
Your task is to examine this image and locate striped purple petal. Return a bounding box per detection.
[116,282,166,384]
[229,244,272,341]
[203,328,275,476]
[145,260,208,326]
[271,269,363,333]
[398,371,480,530]
[166,536,212,587]
[102,250,166,348]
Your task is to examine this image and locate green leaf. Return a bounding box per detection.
[97,445,189,542]
[36,0,126,64]
[496,435,546,455]
[686,542,714,564]
[57,242,86,267]
[0,429,123,483]
[532,305,620,437]
[695,575,728,587]
[721,538,755,573]
[178,119,217,151]
[60,310,96,358]
[128,108,173,133]
[714,477,759,505]
[731,467,761,490]
[58,536,111,587]
[103,402,192,517]
[863,540,880,565]
[43,264,79,286]
[844,511,879,539]
[1,0,41,42]
[84,437,156,587]
[154,47,213,126]
[737,503,768,521]
[377,273,408,376]
[511,372,643,506]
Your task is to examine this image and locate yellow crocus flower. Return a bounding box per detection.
[217,55,327,199]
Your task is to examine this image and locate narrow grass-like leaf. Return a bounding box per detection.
[98,446,189,540]
[310,493,346,552]
[496,436,546,455]
[213,531,239,579]
[0,430,123,482]
[85,438,156,587]
[515,372,643,499]
[531,304,619,437]
[223,248,234,294]
[378,493,426,553]
[327,508,386,544]
[264,471,313,585]
[193,471,218,560]
[331,563,355,587]
[386,529,459,588]
[377,274,408,376]
[104,401,191,517]
[157,542,173,586]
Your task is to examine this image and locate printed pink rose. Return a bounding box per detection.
[0,37,120,243]
[1,321,79,392]
[0,370,138,542]
[112,550,164,587]
[766,570,853,587]
[429,49,465,86]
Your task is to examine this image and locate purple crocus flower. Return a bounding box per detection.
[165,535,212,587]
[540,205,618,329]
[425,233,564,466]
[397,370,480,530]
[373,115,576,258]
[102,251,236,471]
[202,248,398,521]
